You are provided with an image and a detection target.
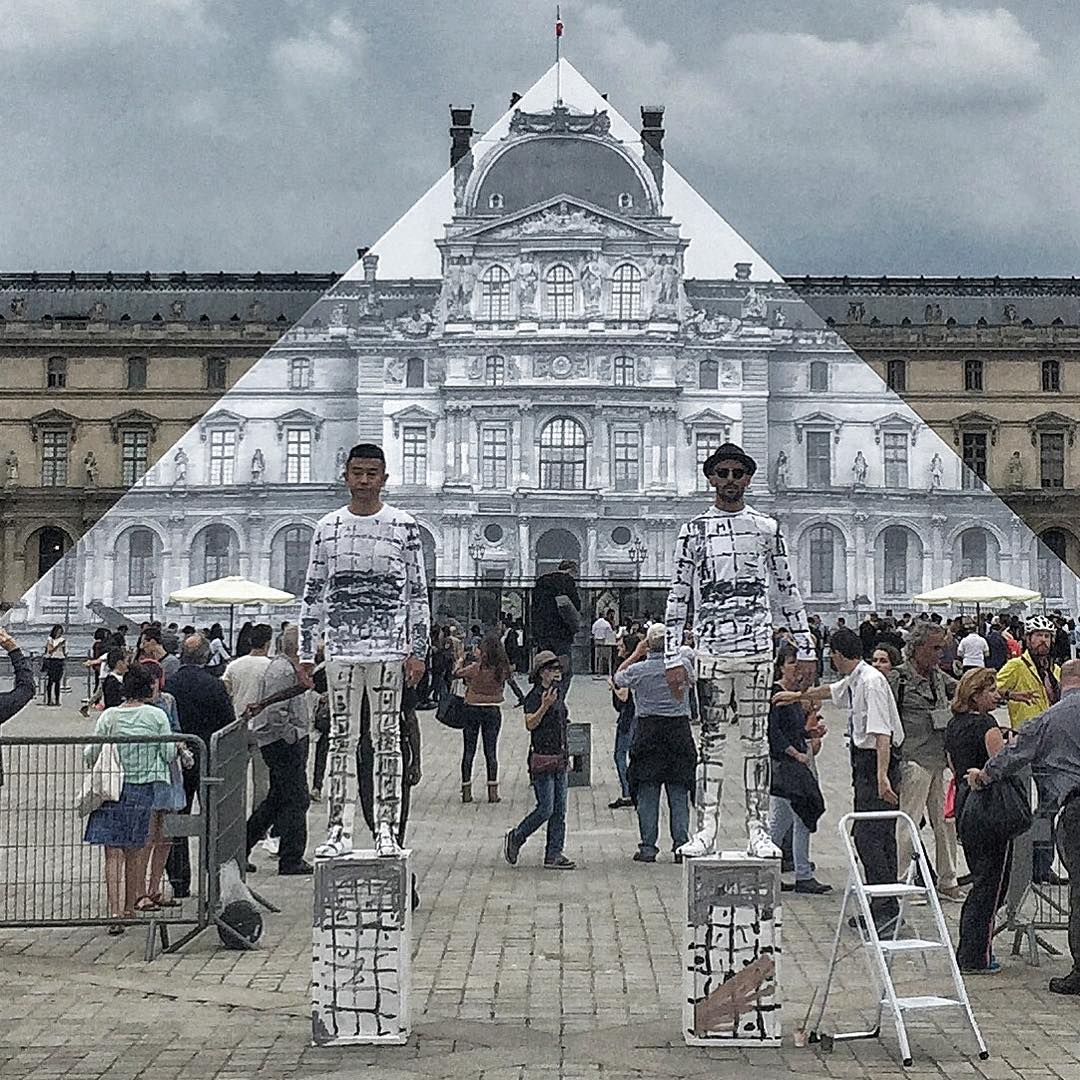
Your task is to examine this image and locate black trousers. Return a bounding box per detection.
[851,745,902,924]
[311,730,329,791]
[957,814,1011,970]
[165,758,201,897]
[461,705,501,783]
[1056,796,1080,974]
[44,658,63,704]
[246,738,309,870]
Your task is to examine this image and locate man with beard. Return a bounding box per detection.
[664,442,815,859]
[299,444,430,859]
[997,614,1061,882]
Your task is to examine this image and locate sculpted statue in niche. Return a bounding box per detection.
[581,251,605,315]
[335,446,347,475]
[774,451,789,492]
[687,306,741,337]
[89,300,108,321]
[1003,303,1018,324]
[741,286,767,321]
[467,356,483,380]
[1007,450,1024,489]
[173,448,188,486]
[597,356,614,382]
[773,307,787,328]
[443,255,476,320]
[929,453,944,489]
[83,452,99,488]
[4,449,18,486]
[847,302,865,324]
[506,356,522,382]
[251,449,265,484]
[330,302,348,327]
[170,299,185,319]
[427,357,447,385]
[676,358,697,386]
[513,255,539,315]
[10,297,25,318]
[851,451,868,487]
[394,307,435,337]
[636,357,653,384]
[384,357,406,384]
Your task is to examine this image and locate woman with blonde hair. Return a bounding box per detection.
[944,666,1010,973]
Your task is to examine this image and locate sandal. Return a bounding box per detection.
[149,893,181,908]
[133,896,159,913]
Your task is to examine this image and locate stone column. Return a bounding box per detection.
[666,413,677,488]
[589,414,604,490]
[845,543,857,609]
[444,408,458,483]
[930,515,947,593]
[520,408,536,488]
[586,524,598,581]
[657,410,670,485]
[853,512,869,603]
[518,516,532,582]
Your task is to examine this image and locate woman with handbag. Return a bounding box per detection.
[944,667,1010,973]
[503,651,575,870]
[455,634,512,804]
[83,663,177,933]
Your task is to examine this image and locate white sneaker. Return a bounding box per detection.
[261,835,280,856]
[746,823,782,860]
[677,828,717,859]
[314,826,352,860]
[375,823,401,858]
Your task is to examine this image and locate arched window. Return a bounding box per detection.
[405,357,425,388]
[127,528,155,596]
[699,358,719,391]
[539,417,587,490]
[960,529,988,578]
[807,526,836,594]
[126,355,148,390]
[480,266,511,321]
[1039,529,1069,597]
[882,526,912,595]
[196,524,238,583]
[485,355,506,386]
[545,265,575,320]
[279,525,313,597]
[37,527,73,595]
[611,264,642,320]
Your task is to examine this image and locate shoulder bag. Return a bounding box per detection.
[76,719,125,817]
[958,774,1032,845]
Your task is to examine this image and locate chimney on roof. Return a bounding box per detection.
[734,262,752,281]
[450,104,475,214]
[362,253,378,284]
[509,92,521,108]
[357,246,369,261]
[640,106,665,204]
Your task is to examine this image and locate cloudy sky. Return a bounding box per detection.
[2,1,1074,276]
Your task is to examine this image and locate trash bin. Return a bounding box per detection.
[566,721,591,788]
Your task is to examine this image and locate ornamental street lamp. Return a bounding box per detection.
[628,537,648,572]
[468,537,486,623]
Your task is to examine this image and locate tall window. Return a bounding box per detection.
[41,430,69,486]
[208,429,237,485]
[611,264,642,320]
[805,431,832,487]
[613,355,634,387]
[202,525,235,581]
[128,529,154,595]
[961,432,987,489]
[38,528,71,592]
[289,357,312,390]
[121,430,150,486]
[405,357,425,388]
[699,358,718,391]
[206,355,228,390]
[285,428,312,483]
[281,525,312,597]
[883,527,910,594]
[1041,433,1065,489]
[539,417,587,490]
[480,266,511,321]
[960,529,988,578]
[126,355,148,390]
[484,356,505,386]
[808,526,835,594]
[612,429,641,491]
[964,358,984,392]
[883,433,908,489]
[545,265,574,320]
[809,361,829,392]
[886,359,907,392]
[695,432,722,491]
[46,356,67,389]
[1039,530,1068,597]
[481,426,508,489]
[1042,358,1062,393]
[402,427,428,485]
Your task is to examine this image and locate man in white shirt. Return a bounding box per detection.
[781,626,904,930]
[591,613,614,678]
[957,622,990,671]
[223,624,274,813]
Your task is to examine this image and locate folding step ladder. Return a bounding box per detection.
[808,810,988,1067]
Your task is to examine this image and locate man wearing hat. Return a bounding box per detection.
[665,442,815,859]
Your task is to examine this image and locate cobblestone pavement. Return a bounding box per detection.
[4,678,1080,1079]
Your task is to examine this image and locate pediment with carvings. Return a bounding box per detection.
[109,409,161,444]
[454,197,667,244]
[390,405,440,437]
[198,409,248,441]
[274,409,324,441]
[682,409,736,445]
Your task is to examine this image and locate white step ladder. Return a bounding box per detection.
[808,810,988,1067]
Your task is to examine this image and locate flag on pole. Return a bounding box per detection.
[556,7,563,36]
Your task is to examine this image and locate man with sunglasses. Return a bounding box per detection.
[665,442,815,859]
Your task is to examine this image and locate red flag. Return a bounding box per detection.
[555,8,563,37]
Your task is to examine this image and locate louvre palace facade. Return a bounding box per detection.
[11,66,1079,628]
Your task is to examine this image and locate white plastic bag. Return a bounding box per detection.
[76,738,124,817]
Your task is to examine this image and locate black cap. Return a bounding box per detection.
[702,442,757,479]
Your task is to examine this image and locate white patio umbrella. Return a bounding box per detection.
[168,576,296,641]
[912,576,1041,618]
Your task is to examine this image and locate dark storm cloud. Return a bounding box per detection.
[1,1,1075,274]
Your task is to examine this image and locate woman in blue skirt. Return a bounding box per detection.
[83,664,176,933]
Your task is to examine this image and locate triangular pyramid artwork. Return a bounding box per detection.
[14,59,1079,634]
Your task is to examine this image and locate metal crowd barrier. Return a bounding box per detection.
[0,733,210,960]
[997,768,1069,965]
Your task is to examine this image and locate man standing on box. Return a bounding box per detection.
[300,444,430,858]
[664,442,815,859]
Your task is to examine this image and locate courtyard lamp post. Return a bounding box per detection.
[628,537,648,615]
[468,537,485,625]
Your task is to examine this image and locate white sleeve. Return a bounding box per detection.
[664,523,694,668]
[298,522,326,664]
